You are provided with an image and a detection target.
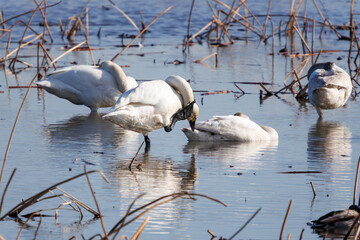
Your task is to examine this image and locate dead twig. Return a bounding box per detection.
[279,200,293,240]
[111,6,173,62]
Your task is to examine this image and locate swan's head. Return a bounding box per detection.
[234,112,250,119]
[308,62,336,79]
[165,101,199,132]
[188,102,199,131]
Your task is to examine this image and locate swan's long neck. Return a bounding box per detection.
[165,75,194,107]
[101,61,137,92]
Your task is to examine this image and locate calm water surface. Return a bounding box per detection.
[1,0,360,239]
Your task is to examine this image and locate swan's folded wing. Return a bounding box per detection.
[110,80,173,111]
[195,115,263,136]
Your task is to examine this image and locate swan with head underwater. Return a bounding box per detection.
[307,62,352,119]
[103,75,199,151]
[182,112,278,142]
[36,61,138,112]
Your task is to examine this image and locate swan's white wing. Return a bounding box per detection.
[111,80,181,111]
[192,115,269,141]
[105,80,183,134]
[37,65,121,108]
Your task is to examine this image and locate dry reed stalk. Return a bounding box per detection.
[186,19,215,43]
[49,189,81,215]
[0,11,5,30]
[130,216,150,240]
[111,6,173,62]
[344,214,360,239]
[299,228,304,240]
[111,193,146,240]
[214,0,261,36]
[16,211,40,240]
[348,0,355,66]
[84,166,108,238]
[228,207,261,240]
[270,17,275,55]
[0,168,16,215]
[186,0,196,40]
[222,2,243,38]
[33,213,42,239]
[0,70,40,198]
[259,83,272,96]
[354,225,360,240]
[108,192,226,236]
[10,1,43,70]
[220,10,261,38]
[45,40,86,71]
[311,0,341,39]
[8,86,40,89]
[240,1,264,32]
[194,52,217,63]
[279,199,293,240]
[67,16,82,40]
[0,32,44,63]
[0,170,108,220]
[354,156,360,205]
[310,181,316,197]
[293,20,311,53]
[55,201,79,221]
[0,29,12,66]
[262,0,272,37]
[56,187,99,216]
[283,57,310,84]
[109,0,140,32]
[39,42,56,69]
[207,229,216,238]
[129,141,144,170]
[34,0,53,42]
[234,83,245,94]
[0,1,60,26]
[201,90,232,95]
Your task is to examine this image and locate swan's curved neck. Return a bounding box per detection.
[101,61,132,92]
[165,75,194,107]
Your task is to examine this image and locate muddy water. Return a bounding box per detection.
[1,0,360,239]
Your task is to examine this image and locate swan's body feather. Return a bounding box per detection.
[36,61,137,112]
[182,114,278,142]
[308,62,352,117]
[105,80,183,134]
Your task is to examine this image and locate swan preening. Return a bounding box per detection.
[103,75,199,150]
[307,62,352,118]
[36,61,138,112]
[182,112,278,142]
[309,205,360,230]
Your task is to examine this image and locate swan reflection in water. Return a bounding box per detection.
[183,140,278,171]
[41,112,139,159]
[307,119,352,172]
[105,153,198,232]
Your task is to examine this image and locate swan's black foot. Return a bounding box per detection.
[144,136,151,153]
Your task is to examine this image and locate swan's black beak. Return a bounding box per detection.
[189,119,196,131]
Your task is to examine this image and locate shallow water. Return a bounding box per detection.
[1,0,360,239]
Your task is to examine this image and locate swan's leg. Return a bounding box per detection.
[144,135,151,153]
[90,106,98,112]
[316,107,323,119]
[129,141,145,170]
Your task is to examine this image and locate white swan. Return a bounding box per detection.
[307,62,352,118]
[103,75,199,150]
[182,112,278,142]
[36,61,138,112]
